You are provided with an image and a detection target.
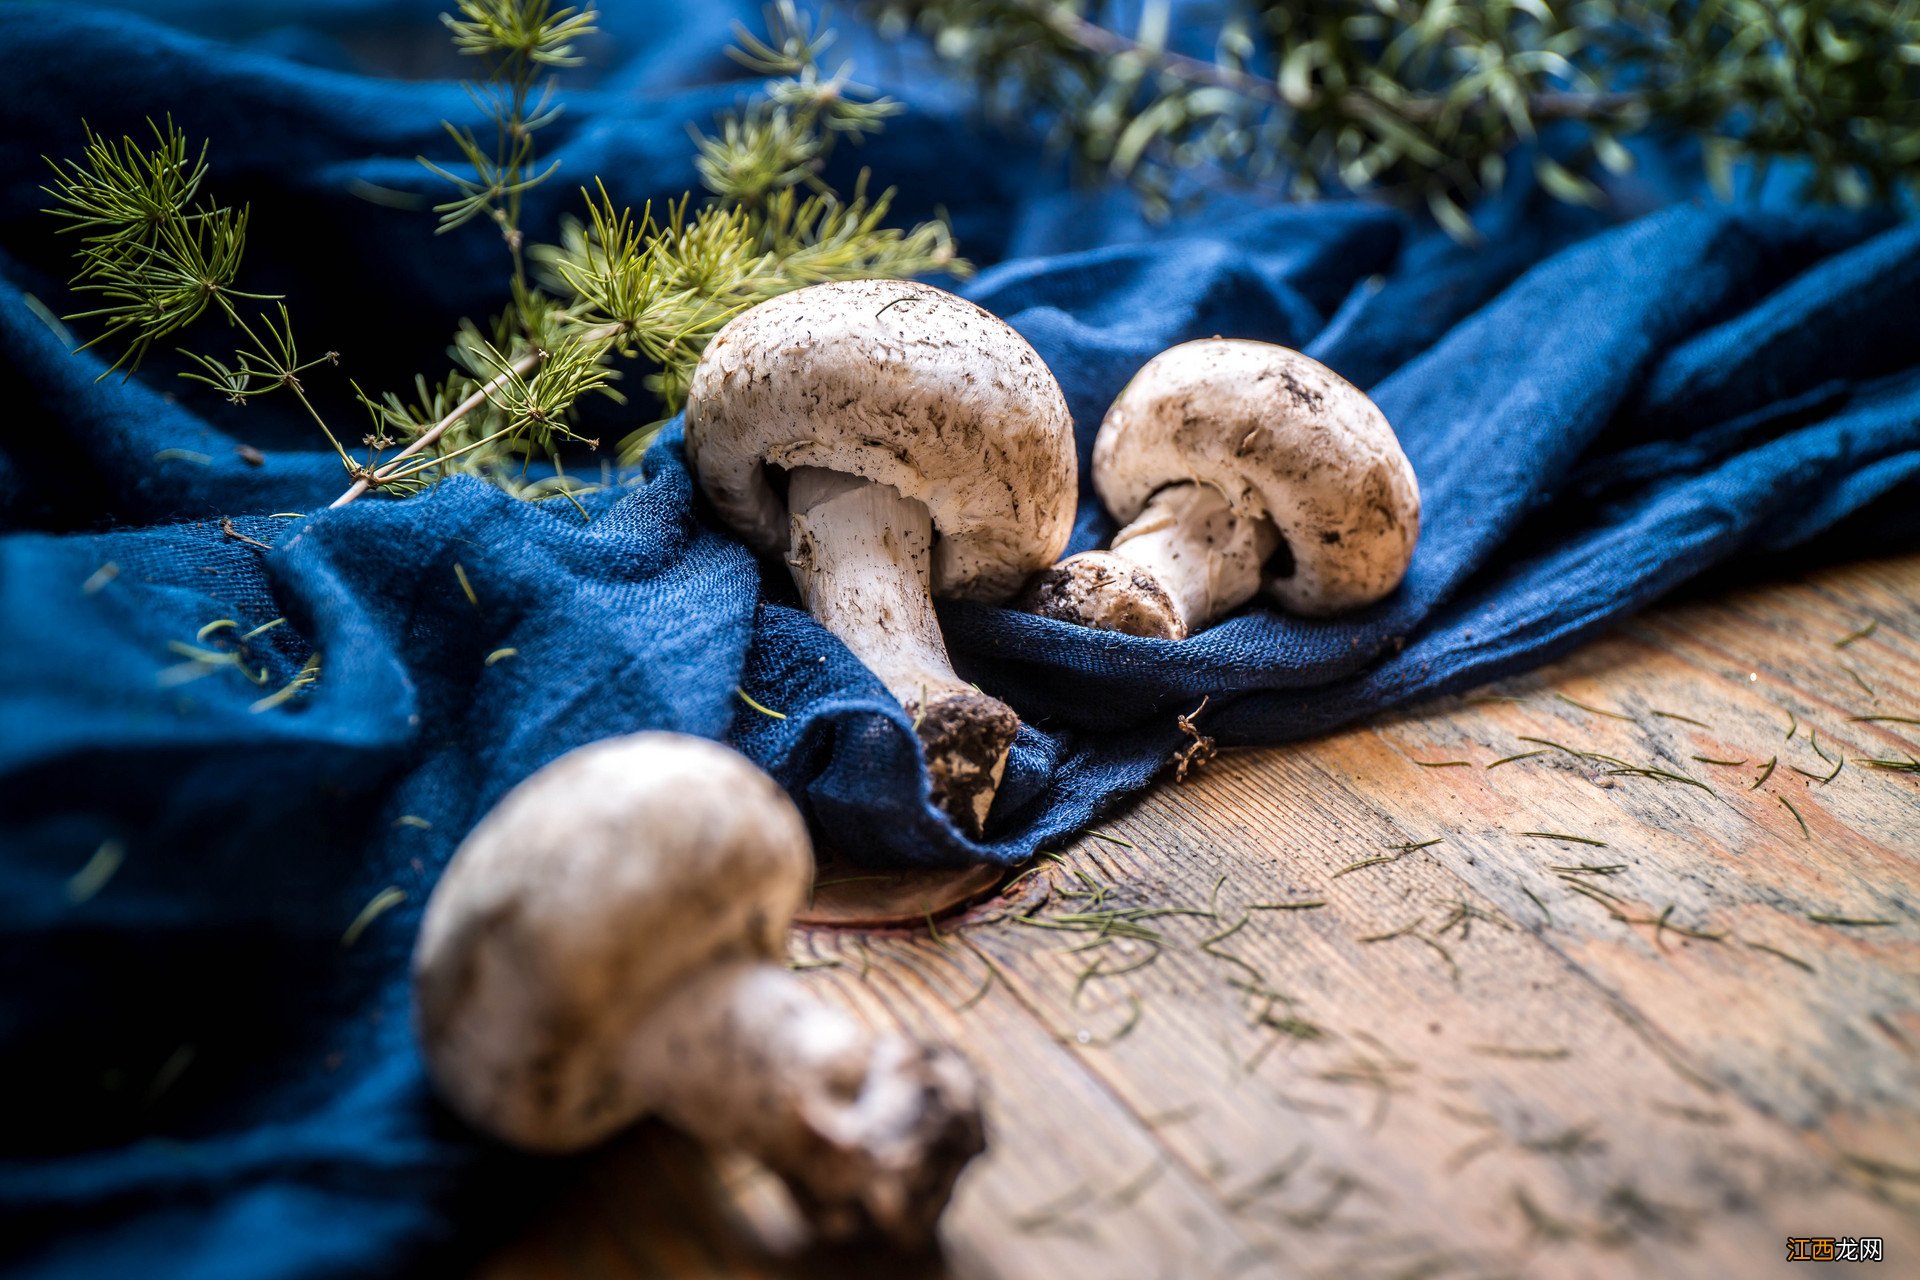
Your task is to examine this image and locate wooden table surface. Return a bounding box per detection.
[478,554,1920,1280]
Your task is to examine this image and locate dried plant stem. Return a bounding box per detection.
[330,348,547,507]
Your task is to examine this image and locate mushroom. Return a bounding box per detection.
[413,732,985,1244]
[684,279,1077,836]
[1023,339,1419,639]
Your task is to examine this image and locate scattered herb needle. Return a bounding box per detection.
[1249,900,1326,911]
[484,647,518,666]
[1791,754,1844,785]
[1359,920,1423,943]
[1332,852,1402,878]
[955,960,995,1011]
[1393,837,1446,852]
[1517,736,1632,767]
[1651,709,1711,728]
[1198,915,1250,950]
[394,815,432,830]
[735,687,786,719]
[1834,619,1879,647]
[1487,750,1547,769]
[812,874,893,890]
[249,653,321,713]
[1470,1043,1571,1061]
[444,566,477,610]
[1088,830,1134,848]
[1853,715,1920,725]
[1520,831,1609,847]
[1562,879,1627,911]
[1414,759,1472,768]
[1556,693,1635,721]
[81,562,120,594]
[1841,1154,1920,1183]
[1604,764,1713,793]
[1777,794,1810,839]
[1105,1160,1167,1209]
[1751,756,1778,788]
[1692,755,1746,766]
[1842,665,1877,699]
[1785,709,1798,740]
[1808,914,1897,927]
[1522,885,1553,925]
[342,886,406,948]
[1741,939,1815,973]
[66,839,125,904]
[1012,1183,1097,1235]
[1651,1101,1730,1125]
[1077,994,1144,1046]
[1629,904,1727,948]
[1863,754,1920,774]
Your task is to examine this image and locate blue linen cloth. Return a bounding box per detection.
[1,2,1916,1275]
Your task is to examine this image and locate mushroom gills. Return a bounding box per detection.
[786,466,1018,834]
[1025,482,1278,640]
[625,957,984,1244]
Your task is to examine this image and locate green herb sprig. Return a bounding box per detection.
[44,1,966,507]
[870,0,1920,231]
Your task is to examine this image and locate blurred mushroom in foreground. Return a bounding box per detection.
[413,732,985,1244]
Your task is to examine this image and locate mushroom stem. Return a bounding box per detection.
[786,466,1019,835]
[627,957,982,1245]
[1025,482,1278,640]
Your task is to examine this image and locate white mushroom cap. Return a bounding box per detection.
[685,279,1077,602]
[413,733,810,1151]
[1093,339,1420,616]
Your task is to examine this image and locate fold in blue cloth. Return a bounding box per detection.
[2,3,1916,1276]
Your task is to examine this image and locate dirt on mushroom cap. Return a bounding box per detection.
[685,280,1077,602]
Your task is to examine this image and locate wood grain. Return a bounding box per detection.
[477,554,1920,1280]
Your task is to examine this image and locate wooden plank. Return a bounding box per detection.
[479,553,1920,1279]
